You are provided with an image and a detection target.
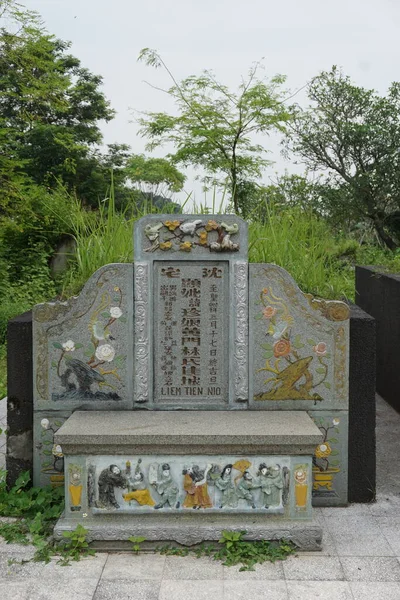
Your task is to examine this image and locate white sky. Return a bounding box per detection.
[26,0,400,205]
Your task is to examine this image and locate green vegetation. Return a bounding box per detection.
[0,470,95,565]
[158,530,295,571]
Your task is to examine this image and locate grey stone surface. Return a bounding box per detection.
[54,514,323,550]
[350,582,400,600]
[339,556,400,581]
[309,410,348,507]
[159,579,223,600]
[223,580,289,599]
[55,410,323,454]
[101,553,165,581]
[286,580,353,599]
[163,555,223,580]
[282,555,344,580]
[249,263,349,411]
[94,580,161,600]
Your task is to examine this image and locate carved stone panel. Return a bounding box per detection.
[154,261,229,406]
[249,264,349,411]
[133,215,249,408]
[33,264,134,412]
[62,454,313,520]
[33,411,71,487]
[309,410,348,506]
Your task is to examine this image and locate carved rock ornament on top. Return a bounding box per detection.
[144,219,240,253]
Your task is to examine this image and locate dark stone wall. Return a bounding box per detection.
[6,310,33,487]
[348,304,376,503]
[355,266,400,413]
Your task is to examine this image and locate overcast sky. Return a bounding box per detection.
[27,0,400,205]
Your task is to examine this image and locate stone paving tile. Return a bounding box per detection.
[223,560,284,580]
[43,553,108,580]
[369,493,400,517]
[94,580,161,600]
[163,554,223,580]
[330,531,395,557]
[282,555,344,581]
[321,503,372,517]
[0,576,99,600]
[30,577,100,600]
[0,579,32,600]
[350,581,400,600]
[159,579,223,600]
[101,552,165,581]
[224,579,288,599]
[340,556,400,581]
[286,580,353,599]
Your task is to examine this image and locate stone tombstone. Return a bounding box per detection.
[32,214,350,507]
[134,215,248,409]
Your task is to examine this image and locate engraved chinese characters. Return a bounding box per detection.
[154,262,229,404]
[134,214,248,407]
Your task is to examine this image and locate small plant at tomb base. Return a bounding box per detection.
[0,470,95,565]
[56,524,95,566]
[0,470,64,553]
[157,531,296,571]
[128,535,146,553]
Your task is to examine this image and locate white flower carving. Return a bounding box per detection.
[110,306,123,319]
[95,344,115,363]
[40,418,50,430]
[62,340,75,352]
[332,418,340,426]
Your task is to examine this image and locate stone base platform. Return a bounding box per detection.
[54,513,323,552]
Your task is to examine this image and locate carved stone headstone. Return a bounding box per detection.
[133,215,248,409]
[32,213,350,527]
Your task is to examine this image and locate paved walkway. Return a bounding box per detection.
[0,395,399,599]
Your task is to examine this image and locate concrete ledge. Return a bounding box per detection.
[55,410,323,455]
[54,513,322,551]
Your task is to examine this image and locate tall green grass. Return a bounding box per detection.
[248,205,355,300]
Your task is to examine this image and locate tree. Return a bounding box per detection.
[285,67,400,250]
[0,1,114,208]
[125,154,185,200]
[137,49,291,215]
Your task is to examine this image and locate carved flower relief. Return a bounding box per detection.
[262,306,276,319]
[159,241,173,251]
[52,444,63,457]
[164,220,180,231]
[273,339,291,357]
[198,231,208,246]
[332,418,340,426]
[313,342,327,356]
[95,344,116,362]
[40,418,50,430]
[180,241,192,252]
[62,340,75,352]
[325,303,350,321]
[110,306,123,319]
[315,443,332,458]
[205,219,219,231]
